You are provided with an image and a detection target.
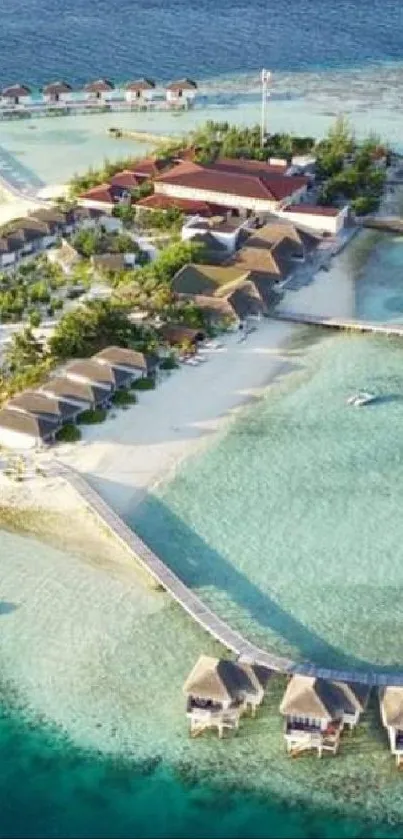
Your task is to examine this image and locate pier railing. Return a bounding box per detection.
[54,461,403,687]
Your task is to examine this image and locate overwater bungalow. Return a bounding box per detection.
[183,654,271,738]
[379,687,403,766]
[1,84,31,106]
[280,675,370,758]
[84,79,114,102]
[42,81,73,104]
[125,79,156,104]
[165,78,197,106]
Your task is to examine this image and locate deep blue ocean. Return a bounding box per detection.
[1,0,403,85]
[2,2,403,837]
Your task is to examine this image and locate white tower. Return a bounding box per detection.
[260,69,271,148]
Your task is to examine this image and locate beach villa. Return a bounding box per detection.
[9,391,83,427]
[379,687,403,766]
[0,407,59,449]
[183,655,271,737]
[165,78,198,106]
[125,79,156,104]
[41,376,110,410]
[280,675,370,757]
[94,346,157,379]
[64,359,129,393]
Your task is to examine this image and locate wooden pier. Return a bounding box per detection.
[54,461,403,687]
[362,217,403,235]
[272,312,403,337]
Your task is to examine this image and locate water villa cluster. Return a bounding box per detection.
[0,78,198,120]
[182,660,403,765]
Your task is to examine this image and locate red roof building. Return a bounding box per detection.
[127,157,172,180]
[154,161,308,213]
[79,184,117,208]
[110,170,142,190]
[84,79,114,99]
[125,79,156,102]
[43,81,73,101]
[135,193,213,216]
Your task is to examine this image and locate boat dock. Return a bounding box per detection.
[272,312,403,337]
[54,461,403,687]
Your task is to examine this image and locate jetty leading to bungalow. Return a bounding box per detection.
[51,461,403,691]
[273,311,403,337]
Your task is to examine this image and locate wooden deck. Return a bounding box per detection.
[272,312,403,337]
[54,461,403,687]
[362,217,403,234]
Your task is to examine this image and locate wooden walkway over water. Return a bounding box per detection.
[54,462,403,687]
[273,312,403,337]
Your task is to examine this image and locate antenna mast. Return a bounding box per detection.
[260,69,271,148]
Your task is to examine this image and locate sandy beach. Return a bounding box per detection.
[45,320,299,519]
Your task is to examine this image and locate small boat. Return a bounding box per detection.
[346,391,376,407]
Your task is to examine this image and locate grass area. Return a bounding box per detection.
[131,376,155,391]
[55,423,82,443]
[111,389,138,406]
[77,408,107,424]
[159,356,179,371]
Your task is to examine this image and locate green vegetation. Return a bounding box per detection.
[69,157,148,197]
[159,354,179,370]
[315,118,388,214]
[136,207,184,233]
[77,408,108,424]
[55,423,81,442]
[111,389,137,406]
[49,300,148,359]
[72,228,138,258]
[131,376,155,390]
[190,121,315,163]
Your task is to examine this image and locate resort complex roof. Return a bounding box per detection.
[172,263,249,296]
[0,407,57,441]
[380,687,403,727]
[154,161,308,202]
[128,157,171,179]
[283,204,341,217]
[135,194,213,215]
[110,170,142,189]
[210,157,289,177]
[79,184,116,204]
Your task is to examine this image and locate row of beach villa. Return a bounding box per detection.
[0,78,198,118]
[0,346,158,450]
[183,656,403,766]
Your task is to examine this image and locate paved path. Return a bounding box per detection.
[273,311,403,337]
[53,461,403,687]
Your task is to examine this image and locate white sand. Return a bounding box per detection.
[43,320,299,518]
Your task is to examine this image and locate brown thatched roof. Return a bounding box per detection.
[183,655,262,703]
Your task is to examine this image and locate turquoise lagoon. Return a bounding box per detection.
[4,330,403,834]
